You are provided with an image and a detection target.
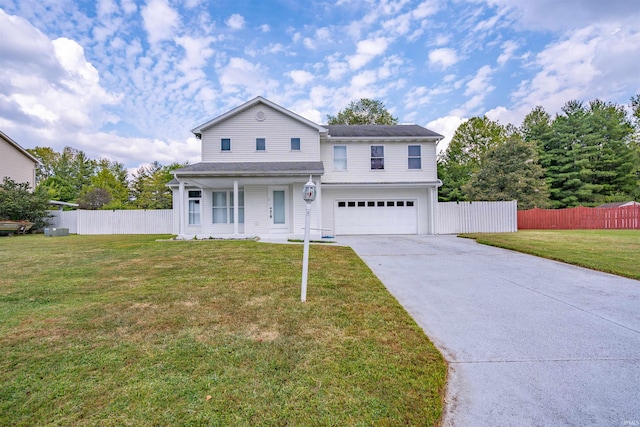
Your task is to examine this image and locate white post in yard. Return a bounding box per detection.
[301,176,316,302]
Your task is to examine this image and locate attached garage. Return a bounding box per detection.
[334,199,418,235]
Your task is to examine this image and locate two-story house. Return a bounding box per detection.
[169,97,442,239]
[0,130,39,189]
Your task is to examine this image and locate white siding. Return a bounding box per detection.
[244,185,270,235]
[291,182,321,238]
[0,139,37,188]
[201,104,321,162]
[320,139,438,183]
[436,201,518,234]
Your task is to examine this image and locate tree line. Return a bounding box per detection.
[438,96,640,209]
[27,146,186,210]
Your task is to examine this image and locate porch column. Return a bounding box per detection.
[428,186,437,235]
[233,180,239,235]
[315,177,322,236]
[178,180,185,237]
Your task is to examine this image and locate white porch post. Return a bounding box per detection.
[233,180,239,235]
[178,180,185,237]
[315,178,322,237]
[428,186,437,234]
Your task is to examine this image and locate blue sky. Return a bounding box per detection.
[1,0,639,171]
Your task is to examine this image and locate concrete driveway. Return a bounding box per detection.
[339,235,640,426]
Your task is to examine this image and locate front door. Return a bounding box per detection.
[269,186,289,231]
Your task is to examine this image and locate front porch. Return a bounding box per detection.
[170,162,325,240]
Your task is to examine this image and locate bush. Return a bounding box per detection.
[0,177,51,230]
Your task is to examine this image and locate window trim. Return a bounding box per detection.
[221,138,231,151]
[290,137,301,151]
[212,190,244,224]
[408,144,422,170]
[333,145,347,171]
[256,138,266,151]
[371,145,385,170]
[188,190,201,225]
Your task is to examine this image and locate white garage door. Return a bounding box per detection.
[334,199,418,235]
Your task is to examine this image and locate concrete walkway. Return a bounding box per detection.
[339,235,640,426]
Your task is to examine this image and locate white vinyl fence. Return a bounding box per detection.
[436,201,517,234]
[48,209,173,235]
[48,202,517,235]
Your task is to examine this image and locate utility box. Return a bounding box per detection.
[44,228,69,237]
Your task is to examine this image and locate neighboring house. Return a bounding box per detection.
[597,201,639,208]
[0,130,39,189]
[169,97,443,239]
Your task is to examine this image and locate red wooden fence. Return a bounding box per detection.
[518,206,640,230]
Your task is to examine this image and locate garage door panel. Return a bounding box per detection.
[335,199,417,235]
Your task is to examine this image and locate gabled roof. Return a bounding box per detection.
[191,96,327,138]
[173,161,325,176]
[0,130,40,164]
[326,124,443,139]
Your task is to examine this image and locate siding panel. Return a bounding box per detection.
[320,140,438,183]
[201,105,321,162]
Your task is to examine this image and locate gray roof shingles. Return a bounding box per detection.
[173,161,324,175]
[325,124,443,138]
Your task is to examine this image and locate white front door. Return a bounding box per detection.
[269,186,289,231]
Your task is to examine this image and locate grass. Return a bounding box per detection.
[0,235,446,426]
[462,229,640,280]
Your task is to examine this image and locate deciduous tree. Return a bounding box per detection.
[327,99,398,125]
[463,135,550,209]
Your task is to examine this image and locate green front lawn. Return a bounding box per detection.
[463,230,640,280]
[0,235,446,426]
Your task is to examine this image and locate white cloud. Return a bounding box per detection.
[464,65,494,96]
[484,0,640,31]
[497,40,518,65]
[348,37,390,70]
[511,23,640,113]
[288,70,314,86]
[426,115,468,154]
[226,13,245,30]
[326,55,349,81]
[218,57,279,95]
[428,48,459,69]
[141,0,179,44]
[259,24,270,33]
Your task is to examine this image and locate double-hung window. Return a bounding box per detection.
[408,145,421,169]
[188,190,201,225]
[291,137,301,151]
[371,145,384,170]
[212,191,244,224]
[221,138,231,151]
[333,145,347,170]
[256,138,266,151]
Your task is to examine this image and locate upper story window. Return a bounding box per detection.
[221,138,231,151]
[408,145,421,169]
[333,145,347,171]
[188,190,201,225]
[256,138,266,151]
[291,137,301,151]
[371,145,384,170]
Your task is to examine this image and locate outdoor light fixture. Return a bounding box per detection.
[301,176,316,302]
